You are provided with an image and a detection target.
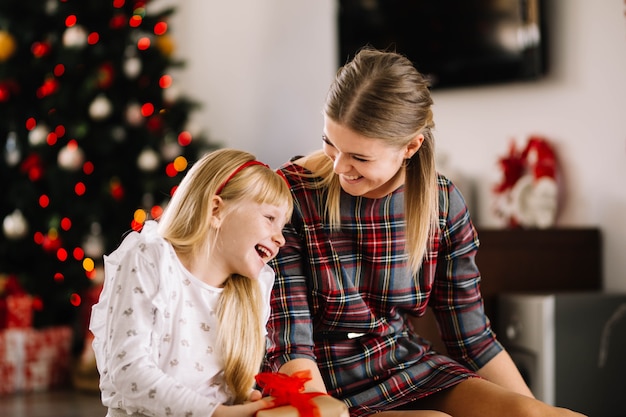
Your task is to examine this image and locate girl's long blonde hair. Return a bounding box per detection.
[158,148,292,403]
[301,48,438,274]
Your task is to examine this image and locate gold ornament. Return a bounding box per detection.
[156,34,175,57]
[0,30,17,62]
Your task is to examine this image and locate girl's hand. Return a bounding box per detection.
[211,396,274,417]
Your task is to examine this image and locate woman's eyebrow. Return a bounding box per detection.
[323,133,372,159]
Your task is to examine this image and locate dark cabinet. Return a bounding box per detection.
[412,228,602,352]
[476,228,602,326]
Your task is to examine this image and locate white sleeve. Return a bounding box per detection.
[90,239,220,417]
[258,265,276,333]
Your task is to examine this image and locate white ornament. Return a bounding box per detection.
[89,94,112,121]
[58,143,85,171]
[63,25,88,48]
[28,124,49,146]
[511,175,558,229]
[137,148,160,172]
[163,83,181,103]
[4,132,20,166]
[111,126,127,142]
[83,223,105,258]
[161,141,181,160]
[126,103,143,126]
[45,0,58,14]
[124,56,142,79]
[3,209,28,239]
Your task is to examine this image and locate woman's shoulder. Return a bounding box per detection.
[278,153,329,187]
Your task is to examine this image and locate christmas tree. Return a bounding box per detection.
[0,0,213,328]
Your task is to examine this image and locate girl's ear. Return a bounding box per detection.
[405,133,425,159]
[210,195,224,228]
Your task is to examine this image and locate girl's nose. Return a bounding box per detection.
[274,231,286,248]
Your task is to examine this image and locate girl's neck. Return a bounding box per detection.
[175,249,228,288]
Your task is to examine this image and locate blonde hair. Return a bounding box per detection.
[158,148,292,403]
[302,48,438,274]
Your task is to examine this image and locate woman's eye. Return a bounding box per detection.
[353,156,368,162]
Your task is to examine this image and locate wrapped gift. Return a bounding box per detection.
[0,294,33,328]
[256,395,349,417]
[255,371,348,417]
[0,326,73,395]
[0,274,34,329]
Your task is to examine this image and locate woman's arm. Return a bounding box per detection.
[476,350,535,398]
[278,358,328,393]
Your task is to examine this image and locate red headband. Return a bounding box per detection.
[216,160,270,195]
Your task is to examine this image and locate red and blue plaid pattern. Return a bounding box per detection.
[265,162,502,416]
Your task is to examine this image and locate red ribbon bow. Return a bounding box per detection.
[255,370,325,417]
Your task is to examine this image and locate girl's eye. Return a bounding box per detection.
[265,215,275,222]
[353,156,368,162]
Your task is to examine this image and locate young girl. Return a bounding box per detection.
[264,48,586,417]
[90,149,292,417]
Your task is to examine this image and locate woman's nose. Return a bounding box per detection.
[333,153,351,174]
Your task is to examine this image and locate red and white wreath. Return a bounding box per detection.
[493,135,561,229]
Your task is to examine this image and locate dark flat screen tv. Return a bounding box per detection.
[338,0,547,89]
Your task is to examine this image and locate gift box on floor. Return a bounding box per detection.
[0,294,33,329]
[255,371,348,417]
[0,326,73,395]
[0,275,34,329]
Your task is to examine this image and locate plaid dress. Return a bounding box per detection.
[265,161,503,416]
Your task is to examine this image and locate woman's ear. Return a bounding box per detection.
[210,195,224,228]
[405,133,425,159]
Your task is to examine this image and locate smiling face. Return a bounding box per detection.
[323,116,423,199]
[209,199,289,285]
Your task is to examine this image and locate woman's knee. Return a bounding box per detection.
[507,396,588,417]
[428,378,587,417]
[377,410,451,417]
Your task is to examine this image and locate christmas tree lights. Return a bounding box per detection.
[0,0,213,327]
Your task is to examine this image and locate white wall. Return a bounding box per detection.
[169,0,626,290]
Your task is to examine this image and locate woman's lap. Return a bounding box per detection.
[378,377,586,417]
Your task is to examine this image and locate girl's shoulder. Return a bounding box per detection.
[106,220,170,266]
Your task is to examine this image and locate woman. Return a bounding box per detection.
[264,49,585,417]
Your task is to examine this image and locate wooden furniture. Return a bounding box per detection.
[476,227,602,327]
[412,228,602,352]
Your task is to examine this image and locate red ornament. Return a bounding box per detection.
[97,62,115,89]
[110,14,127,30]
[32,296,44,311]
[36,77,59,98]
[110,179,125,200]
[177,131,192,147]
[0,79,20,102]
[0,83,10,102]
[146,115,163,133]
[42,235,62,253]
[31,41,52,58]
[20,153,44,181]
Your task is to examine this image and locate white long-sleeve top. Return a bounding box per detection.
[89,221,274,417]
